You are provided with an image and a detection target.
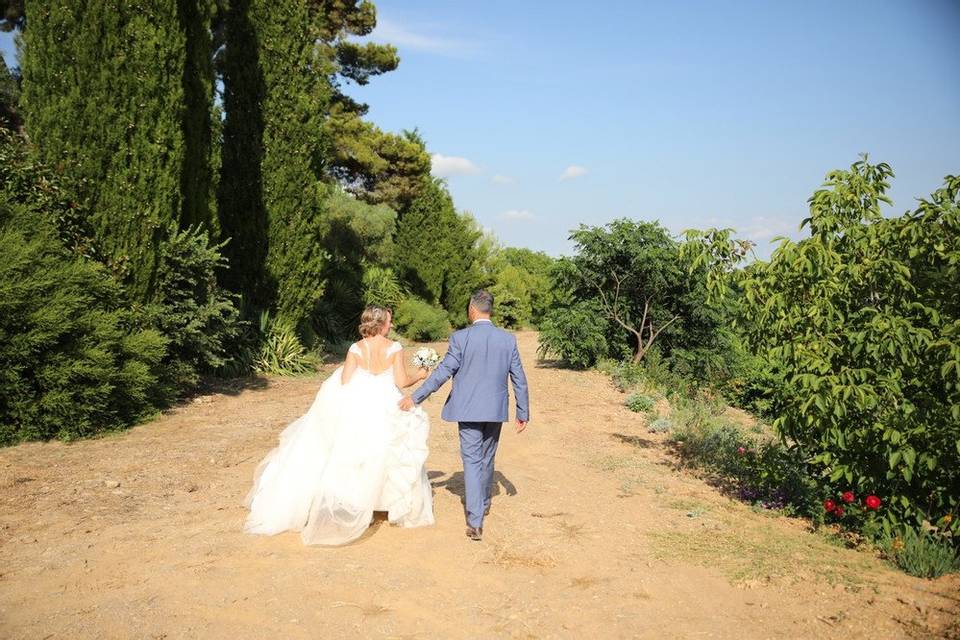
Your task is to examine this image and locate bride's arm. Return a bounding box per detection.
[341,351,360,385]
[392,351,428,388]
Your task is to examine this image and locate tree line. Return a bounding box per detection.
[0,0,552,445]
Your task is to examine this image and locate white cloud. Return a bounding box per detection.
[560,165,589,181]
[741,215,799,242]
[431,153,481,177]
[491,174,515,184]
[499,209,535,221]
[367,18,475,56]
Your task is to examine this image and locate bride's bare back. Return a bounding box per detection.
[341,336,425,388]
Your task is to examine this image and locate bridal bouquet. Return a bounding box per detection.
[411,347,441,369]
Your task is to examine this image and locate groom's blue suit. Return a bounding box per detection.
[411,319,530,529]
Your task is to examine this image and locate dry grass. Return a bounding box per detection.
[483,542,558,570]
[647,520,886,589]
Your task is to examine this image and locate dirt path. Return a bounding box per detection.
[1,331,957,639]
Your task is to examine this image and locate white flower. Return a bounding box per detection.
[411,347,440,369]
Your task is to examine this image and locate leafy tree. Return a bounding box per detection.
[440,211,486,326]
[308,1,428,212]
[550,219,723,364]
[216,0,406,331]
[735,159,960,534]
[537,299,609,369]
[492,247,555,324]
[20,0,217,300]
[688,160,960,536]
[489,264,532,329]
[311,0,397,85]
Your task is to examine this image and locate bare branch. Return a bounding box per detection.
[592,271,644,350]
[647,314,681,345]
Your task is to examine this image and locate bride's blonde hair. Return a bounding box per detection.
[358,304,392,338]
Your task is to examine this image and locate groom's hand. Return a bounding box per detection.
[398,397,416,411]
[516,420,528,433]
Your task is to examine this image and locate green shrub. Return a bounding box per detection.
[648,417,673,433]
[621,346,698,399]
[625,393,655,413]
[537,300,608,369]
[145,225,242,392]
[735,164,960,536]
[0,201,168,444]
[489,264,532,329]
[0,127,95,259]
[394,298,450,342]
[609,361,645,392]
[882,527,960,579]
[252,312,322,376]
[708,341,783,419]
[362,265,404,310]
[668,406,820,516]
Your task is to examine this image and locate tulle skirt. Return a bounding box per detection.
[243,367,434,545]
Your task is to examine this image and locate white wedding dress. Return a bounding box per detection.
[243,340,434,545]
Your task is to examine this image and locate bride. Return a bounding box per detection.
[243,305,435,545]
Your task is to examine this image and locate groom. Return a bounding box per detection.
[399,290,530,541]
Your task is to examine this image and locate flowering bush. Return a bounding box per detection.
[669,417,821,517]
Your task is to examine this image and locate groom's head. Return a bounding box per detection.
[468,289,494,322]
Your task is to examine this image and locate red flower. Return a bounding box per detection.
[823,499,836,512]
[865,495,881,510]
[834,506,845,517]
[737,447,746,456]
[841,491,855,504]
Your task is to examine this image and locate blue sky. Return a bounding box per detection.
[3,1,959,258]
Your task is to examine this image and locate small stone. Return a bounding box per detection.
[103,480,120,488]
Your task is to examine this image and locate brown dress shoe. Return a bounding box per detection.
[465,526,482,541]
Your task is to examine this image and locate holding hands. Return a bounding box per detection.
[398,369,426,411]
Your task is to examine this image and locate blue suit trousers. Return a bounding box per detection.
[458,421,502,529]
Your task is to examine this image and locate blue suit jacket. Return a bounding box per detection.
[411,321,530,423]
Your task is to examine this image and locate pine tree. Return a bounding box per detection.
[20,0,216,300]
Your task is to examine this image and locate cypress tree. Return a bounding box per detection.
[20,0,216,300]
[394,177,482,319]
[178,0,217,233]
[217,0,330,326]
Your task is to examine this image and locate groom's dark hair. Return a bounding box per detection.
[469,289,494,314]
